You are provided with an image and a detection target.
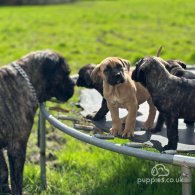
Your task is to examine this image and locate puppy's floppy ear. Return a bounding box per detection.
[123,59,131,71]
[135,58,145,77]
[85,69,94,86]
[162,60,171,71]
[139,61,148,71]
[42,57,59,78]
[119,58,131,71]
[90,64,101,82]
[176,60,187,69]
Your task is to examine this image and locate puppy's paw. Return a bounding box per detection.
[86,114,105,121]
[109,128,118,136]
[110,123,122,136]
[86,114,94,120]
[184,119,194,125]
[162,144,177,151]
[162,145,170,151]
[122,129,134,138]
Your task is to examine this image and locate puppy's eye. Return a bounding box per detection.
[116,64,123,69]
[104,65,111,73]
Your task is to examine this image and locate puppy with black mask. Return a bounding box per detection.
[76,64,109,120]
[91,57,156,137]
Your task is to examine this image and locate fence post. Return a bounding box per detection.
[39,107,47,189]
[181,166,192,195]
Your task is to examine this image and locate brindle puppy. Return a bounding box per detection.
[152,60,195,133]
[0,50,74,195]
[91,57,156,137]
[76,64,108,120]
[132,56,195,150]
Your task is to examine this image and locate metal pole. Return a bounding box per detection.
[39,108,47,189]
[40,104,174,164]
[40,104,195,168]
[181,166,192,195]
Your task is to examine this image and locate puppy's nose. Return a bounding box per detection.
[115,72,121,79]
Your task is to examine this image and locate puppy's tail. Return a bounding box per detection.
[156,46,163,57]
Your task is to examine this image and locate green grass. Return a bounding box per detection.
[1,0,195,67]
[1,0,195,194]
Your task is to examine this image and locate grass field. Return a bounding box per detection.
[1,0,195,194]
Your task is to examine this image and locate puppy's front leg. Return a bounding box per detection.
[0,150,10,194]
[107,103,121,136]
[92,98,109,120]
[163,114,178,151]
[122,100,138,138]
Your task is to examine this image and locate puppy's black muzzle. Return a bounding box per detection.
[115,72,121,80]
[76,78,84,87]
[108,72,125,85]
[56,78,75,102]
[115,72,125,83]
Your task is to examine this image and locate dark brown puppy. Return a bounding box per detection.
[0,50,74,195]
[132,56,195,151]
[152,60,195,133]
[76,64,108,120]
